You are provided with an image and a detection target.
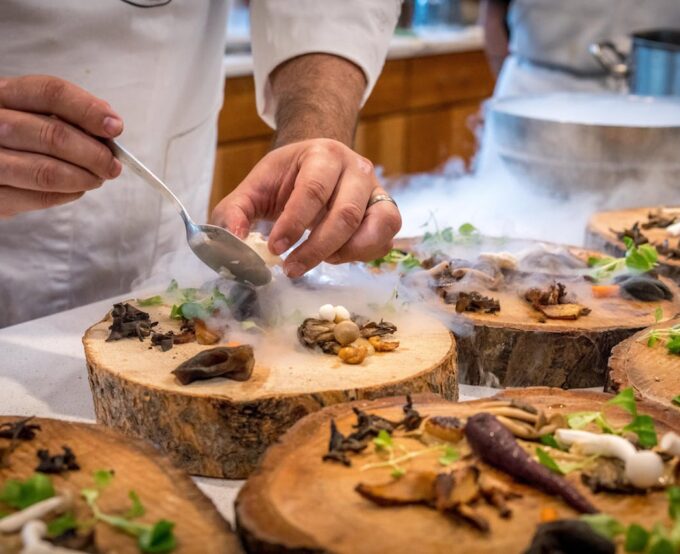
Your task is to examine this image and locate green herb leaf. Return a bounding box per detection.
[607,387,637,417]
[458,223,477,236]
[649,334,660,347]
[647,536,674,554]
[166,279,179,294]
[539,434,562,450]
[369,249,421,270]
[0,473,54,509]
[667,336,680,355]
[667,487,680,521]
[138,520,176,553]
[672,395,680,407]
[580,514,626,540]
[536,448,563,474]
[137,295,163,307]
[93,469,115,489]
[623,415,658,448]
[566,411,615,433]
[655,307,664,323]
[47,512,79,538]
[373,429,393,451]
[625,523,650,552]
[622,236,635,250]
[125,490,145,519]
[625,243,658,273]
[390,467,406,479]
[438,446,460,466]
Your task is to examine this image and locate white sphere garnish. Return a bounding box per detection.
[334,305,351,322]
[660,431,680,456]
[318,304,336,321]
[625,451,664,489]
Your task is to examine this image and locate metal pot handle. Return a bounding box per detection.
[589,41,629,78]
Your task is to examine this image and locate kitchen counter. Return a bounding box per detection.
[223,25,485,78]
[0,293,499,526]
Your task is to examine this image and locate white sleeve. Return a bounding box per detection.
[250,0,402,128]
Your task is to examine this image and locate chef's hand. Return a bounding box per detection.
[0,75,123,218]
[211,138,401,278]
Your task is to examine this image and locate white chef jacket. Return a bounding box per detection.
[496,0,680,98]
[0,0,400,328]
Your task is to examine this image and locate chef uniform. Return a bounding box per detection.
[0,0,401,328]
[495,0,680,97]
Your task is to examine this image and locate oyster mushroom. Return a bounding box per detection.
[356,471,438,506]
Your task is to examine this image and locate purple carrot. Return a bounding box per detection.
[464,412,597,514]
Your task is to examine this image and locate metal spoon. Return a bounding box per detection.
[108,140,272,286]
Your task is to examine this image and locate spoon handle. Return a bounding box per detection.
[107,139,193,226]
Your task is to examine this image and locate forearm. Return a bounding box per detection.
[480,0,510,76]
[270,53,367,148]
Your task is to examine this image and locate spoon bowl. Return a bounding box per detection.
[109,140,272,286]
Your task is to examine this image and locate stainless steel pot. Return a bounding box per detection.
[489,93,680,194]
[591,29,680,96]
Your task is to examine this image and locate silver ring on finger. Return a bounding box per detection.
[367,193,398,209]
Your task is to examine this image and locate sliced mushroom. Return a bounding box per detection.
[424,416,465,443]
[171,345,254,385]
[356,471,438,506]
[435,467,481,511]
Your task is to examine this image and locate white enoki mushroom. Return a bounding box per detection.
[666,221,680,237]
[0,493,72,534]
[20,520,87,554]
[556,429,664,489]
[660,431,680,456]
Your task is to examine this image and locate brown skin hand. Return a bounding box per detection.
[211,53,402,278]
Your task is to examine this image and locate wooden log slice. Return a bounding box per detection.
[586,206,680,283]
[395,237,680,388]
[0,416,238,554]
[236,389,680,554]
[83,304,457,479]
[608,317,680,410]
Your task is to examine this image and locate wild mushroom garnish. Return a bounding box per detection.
[478,473,521,518]
[20,519,87,554]
[338,345,367,365]
[464,413,598,514]
[323,419,368,466]
[424,416,465,443]
[171,345,254,385]
[660,431,680,456]
[614,273,674,301]
[555,429,664,489]
[0,492,73,534]
[448,291,501,314]
[193,319,222,345]
[297,318,339,354]
[615,222,649,246]
[658,238,680,260]
[400,395,424,431]
[106,303,157,342]
[643,210,677,230]
[580,457,642,494]
[0,416,40,469]
[356,470,438,506]
[525,520,616,554]
[35,446,79,474]
[150,331,175,352]
[524,282,591,320]
[473,400,566,440]
[350,407,398,441]
[368,336,399,352]
[359,320,398,339]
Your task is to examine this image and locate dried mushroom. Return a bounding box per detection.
[658,238,680,260]
[360,320,398,339]
[524,282,590,320]
[615,273,673,302]
[450,291,501,314]
[323,419,368,466]
[643,210,677,230]
[615,222,649,246]
[400,395,424,431]
[298,318,339,354]
[107,303,157,342]
[35,446,80,474]
[172,345,254,385]
[356,471,438,506]
[0,416,40,469]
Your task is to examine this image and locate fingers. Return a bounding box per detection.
[0,109,121,180]
[0,75,123,138]
[268,144,343,255]
[211,190,257,239]
[326,192,402,264]
[0,185,84,218]
[283,166,373,278]
[0,147,104,194]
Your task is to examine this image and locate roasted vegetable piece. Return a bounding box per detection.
[368,336,400,352]
[172,345,254,385]
[424,416,465,443]
[359,320,398,339]
[338,345,367,364]
[464,413,597,514]
[524,520,615,554]
[356,471,438,506]
[194,319,222,345]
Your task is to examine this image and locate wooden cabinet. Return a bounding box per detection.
[211,50,494,209]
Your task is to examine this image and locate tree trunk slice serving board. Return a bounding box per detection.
[608,317,680,410]
[586,206,680,283]
[83,304,457,479]
[394,237,680,389]
[0,416,238,554]
[235,389,680,554]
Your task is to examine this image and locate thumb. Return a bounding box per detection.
[210,191,254,239]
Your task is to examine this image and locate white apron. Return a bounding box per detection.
[0,0,228,327]
[496,0,680,98]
